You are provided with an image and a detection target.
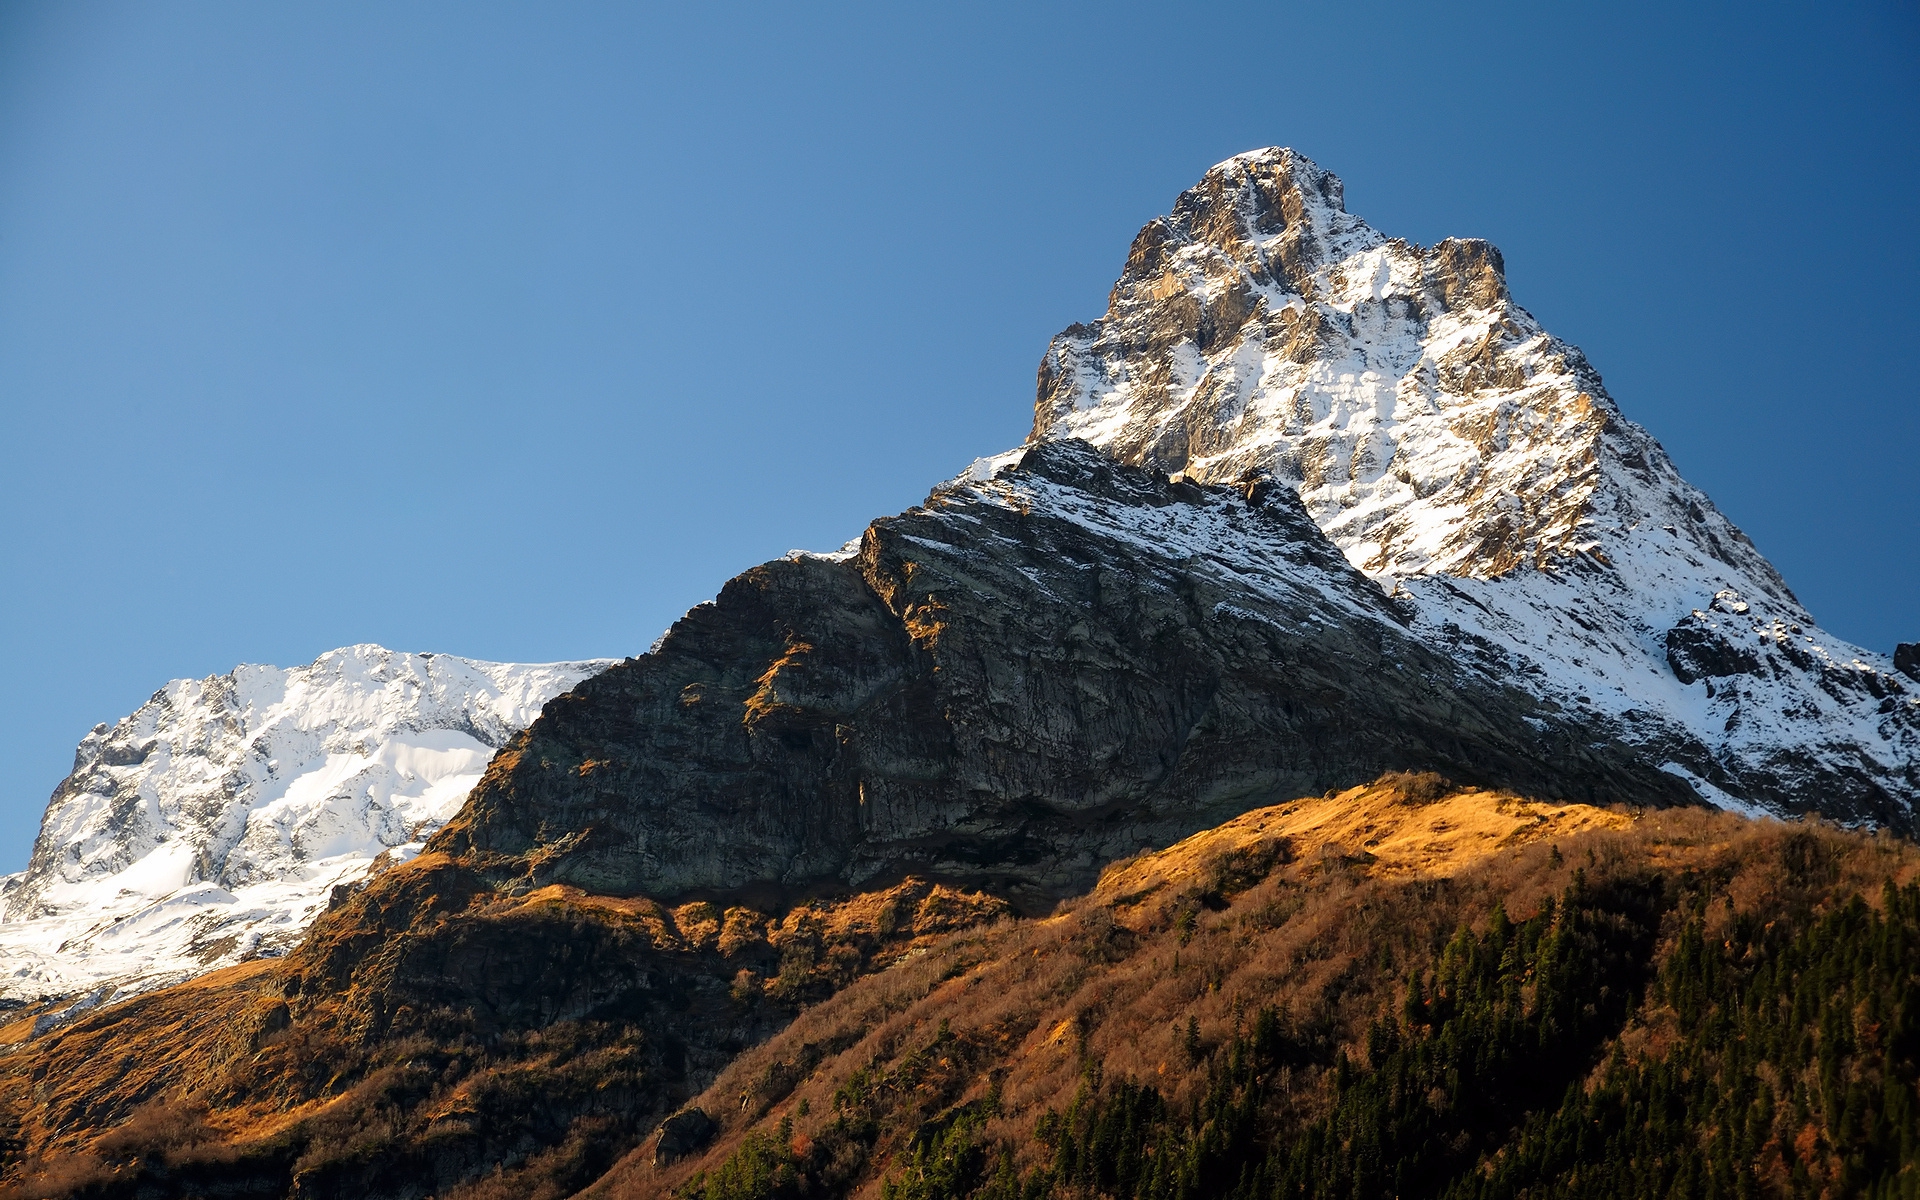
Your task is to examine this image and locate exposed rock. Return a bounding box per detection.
[439,441,1691,907]
[654,1107,716,1167]
[1028,147,1916,828]
[1666,612,1763,685]
[1897,642,1920,681]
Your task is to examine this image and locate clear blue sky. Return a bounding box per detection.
[1,2,1915,868]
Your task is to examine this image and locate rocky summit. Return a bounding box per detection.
[0,150,1914,1200]
[1036,148,1916,827]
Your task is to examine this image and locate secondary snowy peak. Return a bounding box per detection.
[1033,147,1788,603]
[0,644,610,1004]
[1030,148,1916,827]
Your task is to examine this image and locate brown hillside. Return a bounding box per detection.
[588,779,1919,1200]
[3,775,1913,1200]
[0,861,1011,1198]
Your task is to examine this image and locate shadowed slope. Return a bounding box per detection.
[438,441,1691,910]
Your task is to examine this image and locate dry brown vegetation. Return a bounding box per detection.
[0,858,1010,1199]
[2,774,1914,1200]
[589,777,1920,1199]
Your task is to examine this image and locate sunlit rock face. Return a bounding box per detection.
[0,645,610,1002]
[1033,148,1916,827]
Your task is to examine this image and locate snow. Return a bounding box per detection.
[0,644,611,1007]
[941,444,1404,637]
[1025,147,1916,821]
[786,536,865,564]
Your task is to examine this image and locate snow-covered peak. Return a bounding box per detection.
[0,644,611,1005]
[1029,149,1916,827]
[1033,147,1792,608]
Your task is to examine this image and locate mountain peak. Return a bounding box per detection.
[1108,148,1366,314]
[1027,150,1914,827]
[1031,148,1783,600]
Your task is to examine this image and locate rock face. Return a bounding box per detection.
[0,645,610,1001]
[1033,148,1917,827]
[440,441,1689,907]
[653,1108,716,1168]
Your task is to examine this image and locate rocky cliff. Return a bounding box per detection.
[1034,148,1917,827]
[438,440,1689,909]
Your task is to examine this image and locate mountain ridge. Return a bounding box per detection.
[430,439,1691,911]
[0,644,610,1004]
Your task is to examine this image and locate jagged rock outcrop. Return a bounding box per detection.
[1032,147,1917,827]
[439,441,1689,907]
[1031,150,1782,589]
[652,1108,716,1167]
[0,645,610,1002]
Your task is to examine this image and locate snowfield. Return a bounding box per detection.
[0,645,610,1004]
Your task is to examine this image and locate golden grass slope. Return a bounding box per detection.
[1094,772,1631,904]
[598,777,1918,1200]
[4,773,1915,1200]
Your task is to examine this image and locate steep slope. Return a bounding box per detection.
[582,782,1920,1200]
[0,645,610,1004]
[437,440,1689,909]
[1033,147,1918,827]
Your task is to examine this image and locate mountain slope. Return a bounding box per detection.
[1033,147,1917,827]
[14,777,1912,1200]
[436,440,1689,909]
[0,645,610,1004]
[614,783,1920,1200]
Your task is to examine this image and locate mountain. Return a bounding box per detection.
[0,645,610,1005]
[432,439,1688,913]
[0,150,1915,1199]
[1034,148,1917,827]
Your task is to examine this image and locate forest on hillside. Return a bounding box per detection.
[656,803,1920,1200]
